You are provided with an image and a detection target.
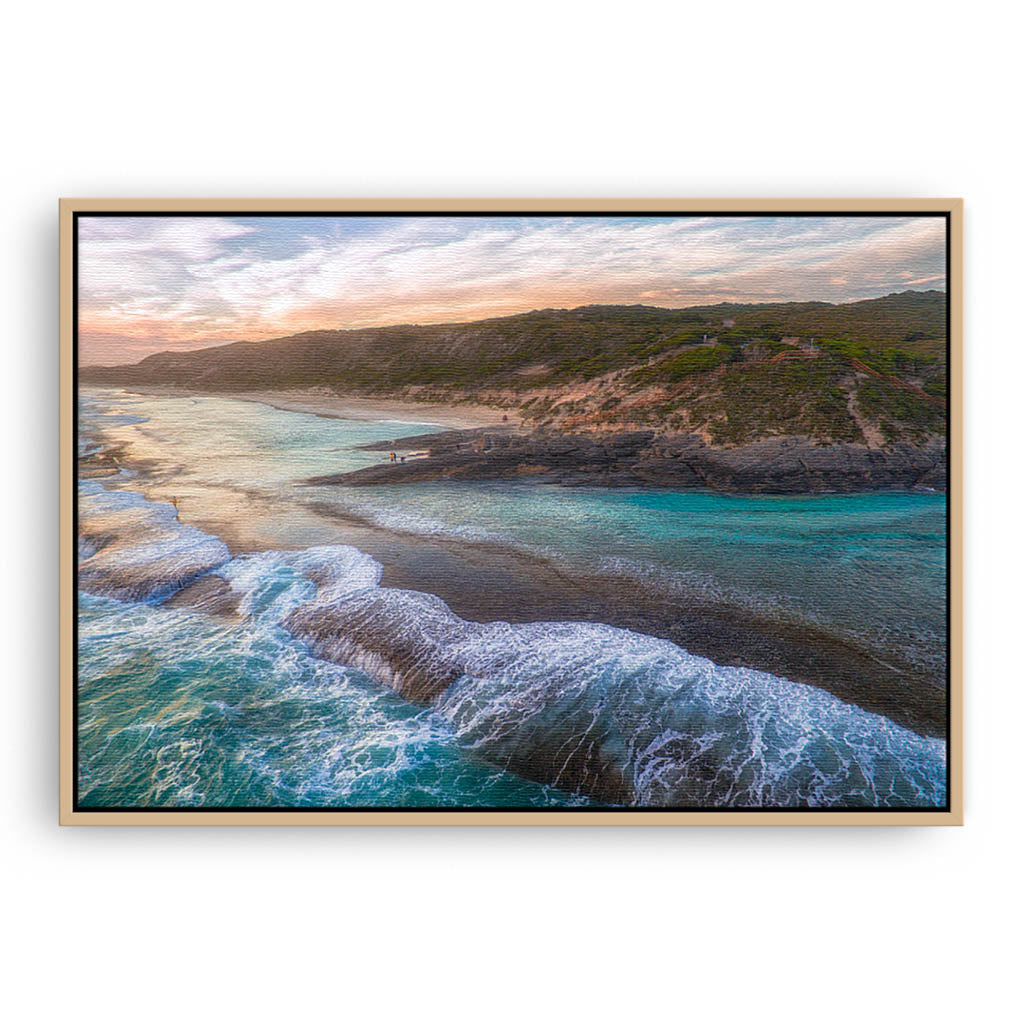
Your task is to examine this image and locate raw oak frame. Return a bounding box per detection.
[59,197,964,826]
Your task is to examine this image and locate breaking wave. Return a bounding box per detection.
[310,488,946,681]
[78,480,231,602]
[78,479,946,807]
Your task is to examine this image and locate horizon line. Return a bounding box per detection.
[78,288,947,369]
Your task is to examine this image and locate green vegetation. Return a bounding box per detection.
[85,291,945,391]
[855,380,946,443]
[630,344,734,384]
[685,355,860,445]
[819,337,939,376]
[81,291,948,447]
[735,339,791,358]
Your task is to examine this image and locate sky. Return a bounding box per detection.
[77,214,947,365]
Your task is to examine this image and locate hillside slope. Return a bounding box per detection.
[81,291,948,447]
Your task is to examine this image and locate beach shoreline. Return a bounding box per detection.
[79,391,946,741]
[116,385,521,430]
[86,465,946,740]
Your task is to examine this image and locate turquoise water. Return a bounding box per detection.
[76,389,948,808]
[78,590,580,808]
[334,482,946,675]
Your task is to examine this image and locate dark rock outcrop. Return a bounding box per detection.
[310,429,947,495]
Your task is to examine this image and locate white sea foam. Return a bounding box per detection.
[343,500,517,547]
[274,542,946,808]
[78,480,230,601]
[77,479,947,808]
[326,499,944,679]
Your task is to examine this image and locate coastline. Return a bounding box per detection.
[315,427,949,495]
[114,385,521,430]
[78,469,946,807]
[372,526,945,738]
[95,385,946,496]
[228,389,523,429]
[80,391,947,740]
[97,463,946,740]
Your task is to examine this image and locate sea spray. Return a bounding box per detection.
[278,545,945,807]
[75,390,948,808]
[78,480,230,602]
[77,479,946,808]
[77,591,579,808]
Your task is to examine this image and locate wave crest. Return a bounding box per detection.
[78,481,230,602]
[280,547,946,808]
[77,482,946,809]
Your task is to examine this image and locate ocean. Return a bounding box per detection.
[76,388,948,809]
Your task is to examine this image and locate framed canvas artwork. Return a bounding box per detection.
[59,198,962,824]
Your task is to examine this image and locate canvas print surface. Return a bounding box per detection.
[72,210,951,814]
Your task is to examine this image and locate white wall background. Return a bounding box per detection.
[2,2,1019,1020]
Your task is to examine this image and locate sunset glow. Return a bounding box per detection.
[77,214,947,365]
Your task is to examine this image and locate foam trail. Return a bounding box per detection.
[281,546,946,808]
[76,478,946,809]
[78,480,230,602]
[77,589,580,808]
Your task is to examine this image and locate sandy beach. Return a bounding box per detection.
[220,389,520,429]
[117,385,520,429]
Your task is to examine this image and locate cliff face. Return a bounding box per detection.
[81,293,948,449]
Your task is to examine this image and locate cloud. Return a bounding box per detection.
[77,214,947,364]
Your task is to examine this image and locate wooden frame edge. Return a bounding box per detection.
[948,198,964,826]
[59,810,962,826]
[60,197,964,826]
[60,199,75,826]
[59,197,962,214]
